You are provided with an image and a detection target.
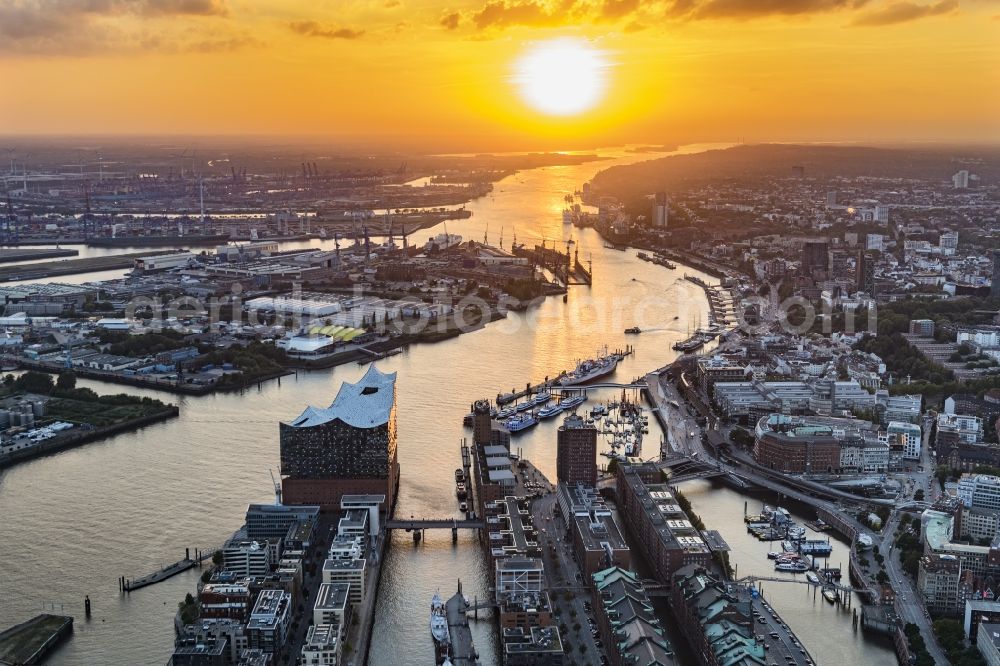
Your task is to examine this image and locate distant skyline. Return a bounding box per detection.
[0,0,998,150]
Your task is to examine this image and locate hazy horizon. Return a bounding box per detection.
[1,1,997,149]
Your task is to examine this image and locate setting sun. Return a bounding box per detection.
[512,38,609,117]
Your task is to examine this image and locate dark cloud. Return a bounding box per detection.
[471,1,572,30]
[458,0,964,30]
[0,0,229,56]
[140,0,227,16]
[289,21,365,39]
[850,0,957,25]
[600,0,640,20]
[189,35,261,52]
[687,0,863,20]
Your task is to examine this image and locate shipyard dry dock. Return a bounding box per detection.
[0,614,73,665]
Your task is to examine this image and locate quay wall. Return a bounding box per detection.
[0,406,179,470]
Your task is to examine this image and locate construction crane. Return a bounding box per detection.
[269,469,282,505]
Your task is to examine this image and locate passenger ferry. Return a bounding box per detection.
[774,561,809,573]
[558,394,586,409]
[537,403,564,419]
[505,413,538,433]
[515,401,533,413]
[531,391,551,405]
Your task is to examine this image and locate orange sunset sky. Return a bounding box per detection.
[0,0,998,150]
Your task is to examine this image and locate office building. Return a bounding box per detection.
[314,583,352,627]
[651,192,669,228]
[568,493,631,578]
[978,623,1000,666]
[967,601,1000,644]
[556,414,597,486]
[712,379,874,420]
[937,413,983,451]
[486,496,542,567]
[199,583,251,622]
[909,319,935,337]
[954,170,970,189]
[322,558,366,606]
[245,503,320,556]
[246,589,291,655]
[802,240,829,277]
[222,540,272,577]
[280,365,398,511]
[959,474,1000,512]
[502,626,564,665]
[875,390,922,424]
[940,231,959,255]
[171,638,228,666]
[340,495,383,537]
[918,554,974,616]
[695,355,748,394]
[887,421,922,460]
[300,623,342,666]
[496,557,545,596]
[328,535,364,561]
[174,619,247,665]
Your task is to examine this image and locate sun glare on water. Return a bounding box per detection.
[513,38,609,116]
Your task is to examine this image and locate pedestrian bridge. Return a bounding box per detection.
[385,518,484,530]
